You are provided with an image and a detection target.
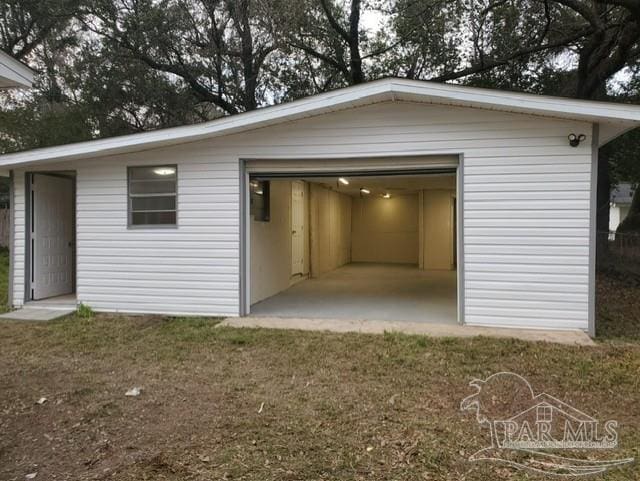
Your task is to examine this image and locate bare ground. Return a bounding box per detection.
[0,314,639,481]
[597,270,640,339]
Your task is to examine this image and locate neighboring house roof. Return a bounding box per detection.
[1,77,640,169]
[0,50,34,89]
[610,183,635,205]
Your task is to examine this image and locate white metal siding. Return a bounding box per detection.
[13,150,241,316]
[12,171,25,306]
[12,101,593,329]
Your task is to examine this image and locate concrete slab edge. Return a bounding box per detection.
[218,316,595,346]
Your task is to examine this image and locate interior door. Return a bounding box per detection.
[291,181,305,276]
[32,174,74,300]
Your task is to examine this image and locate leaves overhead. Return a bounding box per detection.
[0,0,639,159]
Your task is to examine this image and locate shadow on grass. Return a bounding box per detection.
[596,268,640,341]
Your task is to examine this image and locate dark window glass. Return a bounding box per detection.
[130,180,176,195]
[250,180,270,222]
[131,196,176,211]
[128,165,177,226]
[131,211,177,225]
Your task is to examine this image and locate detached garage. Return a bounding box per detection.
[1,79,639,335]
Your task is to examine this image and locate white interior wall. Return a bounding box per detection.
[250,180,310,304]
[422,190,455,270]
[309,184,352,277]
[351,194,419,264]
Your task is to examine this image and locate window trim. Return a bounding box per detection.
[127,164,178,229]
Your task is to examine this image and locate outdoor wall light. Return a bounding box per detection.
[360,188,371,195]
[338,177,349,185]
[568,133,586,147]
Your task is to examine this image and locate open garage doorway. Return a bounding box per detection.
[242,158,460,324]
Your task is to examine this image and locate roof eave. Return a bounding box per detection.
[1,78,640,166]
[0,51,35,89]
[0,84,395,168]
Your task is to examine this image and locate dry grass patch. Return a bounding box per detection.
[597,270,640,340]
[0,314,639,480]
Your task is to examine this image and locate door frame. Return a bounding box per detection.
[290,180,306,276]
[24,171,77,302]
[240,154,464,324]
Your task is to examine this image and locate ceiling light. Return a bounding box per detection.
[360,188,370,195]
[383,193,391,199]
[250,181,259,188]
[153,167,176,176]
[255,189,263,195]
[338,177,349,185]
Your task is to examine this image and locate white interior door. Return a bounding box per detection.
[32,174,74,300]
[291,181,305,275]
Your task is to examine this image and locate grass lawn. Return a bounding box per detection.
[0,256,639,479]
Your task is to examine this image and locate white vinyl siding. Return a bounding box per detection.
[11,101,593,329]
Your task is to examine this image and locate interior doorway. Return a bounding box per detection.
[26,172,76,301]
[291,180,305,276]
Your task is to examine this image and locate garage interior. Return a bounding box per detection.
[248,171,458,324]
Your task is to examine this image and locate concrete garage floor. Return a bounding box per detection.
[250,263,457,324]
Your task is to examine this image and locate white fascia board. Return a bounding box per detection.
[391,79,640,123]
[0,82,393,167]
[1,78,640,167]
[0,51,35,89]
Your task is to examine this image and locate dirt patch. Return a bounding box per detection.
[1,315,639,480]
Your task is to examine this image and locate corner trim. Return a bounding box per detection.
[588,124,599,337]
[239,160,250,316]
[457,154,465,325]
[24,172,32,303]
[8,170,14,308]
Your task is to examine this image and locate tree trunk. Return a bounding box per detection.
[348,0,364,84]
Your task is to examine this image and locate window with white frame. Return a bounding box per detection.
[128,165,177,226]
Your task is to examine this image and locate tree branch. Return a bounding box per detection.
[430,27,593,82]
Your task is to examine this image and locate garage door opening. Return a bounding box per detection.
[244,163,459,324]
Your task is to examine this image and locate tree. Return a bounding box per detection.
[283,0,367,86]
[79,0,279,114]
[611,75,640,233]
[0,0,81,60]
[0,0,94,152]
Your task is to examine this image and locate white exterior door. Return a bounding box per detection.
[32,174,74,300]
[291,181,305,275]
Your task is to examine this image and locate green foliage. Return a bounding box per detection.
[76,303,94,319]
[0,0,638,159]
